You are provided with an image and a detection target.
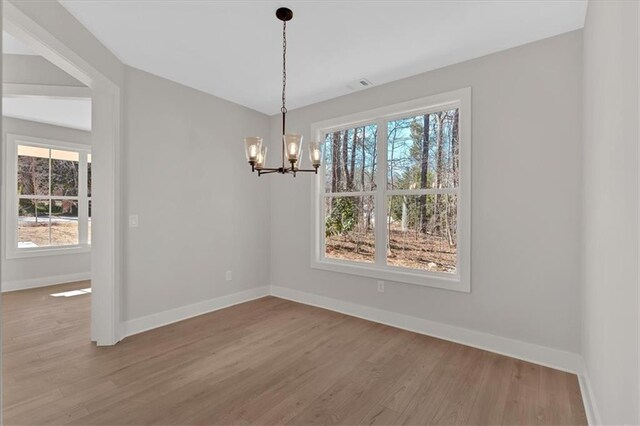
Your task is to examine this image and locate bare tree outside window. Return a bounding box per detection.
[322,108,459,274]
[17,144,91,248]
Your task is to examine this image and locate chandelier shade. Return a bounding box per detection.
[284,134,303,163]
[308,141,322,168]
[256,146,268,170]
[243,7,323,177]
[244,137,262,161]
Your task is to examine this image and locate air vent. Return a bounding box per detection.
[347,78,373,91]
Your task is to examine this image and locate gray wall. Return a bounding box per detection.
[11,2,639,420]
[269,30,583,353]
[582,1,639,423]
[4,0,273,327]
[122,67,271,320]
[1,117,91,289]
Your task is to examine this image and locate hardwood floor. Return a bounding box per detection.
[3,282,587,425]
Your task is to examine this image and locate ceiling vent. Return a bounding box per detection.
[347,78,373,91]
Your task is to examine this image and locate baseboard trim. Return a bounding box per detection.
[121,286,271,339]
[577,362,602,425]
[1,272,91,292]
[116,284,596,423]
[270,285,583,375]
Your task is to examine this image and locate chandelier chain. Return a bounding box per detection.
[281,21,287,115]
[244,8,321,177]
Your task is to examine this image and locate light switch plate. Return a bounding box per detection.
[129,214,139,228]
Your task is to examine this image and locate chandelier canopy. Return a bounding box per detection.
[243,7,323,177]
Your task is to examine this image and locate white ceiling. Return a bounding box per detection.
[3,97,92,131]
[3,31,37,56]
[60,1,587,115]
[3,30,90,130]
[2,31,91,131]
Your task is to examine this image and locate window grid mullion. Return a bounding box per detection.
[374,118,387,266]
[385,188,459,196]
[48,150,52,245]
[18,195,80,201]
[323,191,376,198]
[78,152,88,245]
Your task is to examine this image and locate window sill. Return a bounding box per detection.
[7,244,91,260]
[311,258,470,293]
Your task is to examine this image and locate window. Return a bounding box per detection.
[6,134,91,258]
[311,88,470,291]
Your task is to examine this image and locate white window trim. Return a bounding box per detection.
[310,87,471,292]
[5,133,91,259]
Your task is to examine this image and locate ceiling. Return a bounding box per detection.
[3,97,92,131]
[60,1,587,115]
[3,31,90,130]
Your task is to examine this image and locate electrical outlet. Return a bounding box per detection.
[129,214,139,228]
[377,280,385,293]
[225,270,232,281]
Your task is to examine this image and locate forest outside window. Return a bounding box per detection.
[6,134,92,258]
[311,88,471,291]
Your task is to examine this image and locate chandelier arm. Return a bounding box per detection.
[284,167,318,174]
[257,168,281,176]
[294,169,319,172]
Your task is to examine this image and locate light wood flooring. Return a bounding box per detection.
[3,281,587,425]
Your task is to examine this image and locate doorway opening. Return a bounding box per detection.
[2,2,121,346]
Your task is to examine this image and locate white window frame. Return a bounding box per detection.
[5,133,91,259]
[310,88,471,292]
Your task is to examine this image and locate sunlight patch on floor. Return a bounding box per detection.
[50,288,91,297]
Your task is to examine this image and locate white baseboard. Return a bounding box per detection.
[270,285,583,375]
[1,272,91,292]
[114,284,598,424]
[121,286,271,339]
[577,362,602,426]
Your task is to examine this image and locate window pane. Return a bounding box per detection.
[51,150,79,197]
[324,124,377,193]
[387,194,457,273]
[18,198,50,247]
[18,145,49,196]
[50,199,79,246]
[387,108,459,190]
[325,196,375,263]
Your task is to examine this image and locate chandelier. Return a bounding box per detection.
[243,7,323,177]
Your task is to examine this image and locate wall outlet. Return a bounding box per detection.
[377,280,385,293]
[225,270,232,281]
[129,214,139,228]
